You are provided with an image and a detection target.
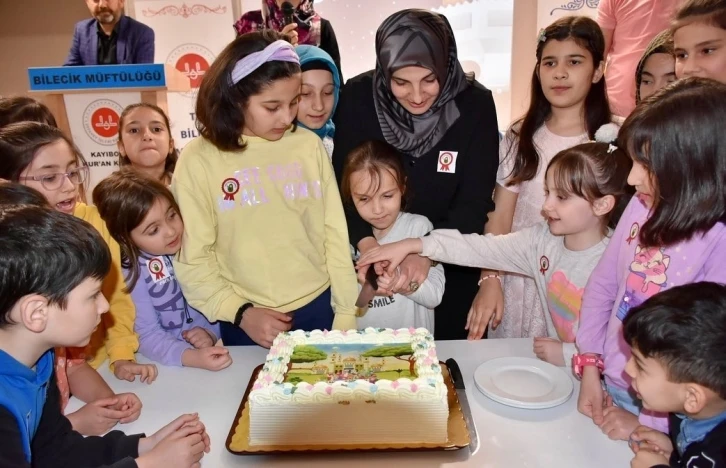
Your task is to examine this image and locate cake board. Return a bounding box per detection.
[226,362,472,455]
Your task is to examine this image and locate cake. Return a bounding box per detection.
[248,327,449,446]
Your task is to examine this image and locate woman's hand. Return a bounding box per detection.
[281,23,298,45]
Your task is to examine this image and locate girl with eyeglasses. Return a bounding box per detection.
[0,121,157,386]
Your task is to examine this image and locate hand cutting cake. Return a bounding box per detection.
[248,327,449,446]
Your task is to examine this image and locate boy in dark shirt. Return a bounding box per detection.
[0,205,211,467]
[623,282,726,468]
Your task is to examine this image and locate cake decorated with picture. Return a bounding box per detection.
[248,327,449,446]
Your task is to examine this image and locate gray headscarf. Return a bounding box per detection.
[373,9,469,158]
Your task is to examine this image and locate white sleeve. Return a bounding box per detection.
[407,263,445,309]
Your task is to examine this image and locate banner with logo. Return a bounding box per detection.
[64,92,142,197]
[134,0,236,151]
[537,0,598,31]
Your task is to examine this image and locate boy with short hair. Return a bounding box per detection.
[0,205,210,467]
[623,282,726,468]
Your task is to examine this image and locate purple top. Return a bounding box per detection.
[578,197,726,431]
[126,254,220,366]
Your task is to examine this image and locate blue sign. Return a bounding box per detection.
[28,64,167,92]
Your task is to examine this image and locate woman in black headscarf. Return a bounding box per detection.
[333,9,500,340]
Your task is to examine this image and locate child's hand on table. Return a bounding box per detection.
[182,327,217,348]
[109,392,143,424]
[67,397,129,435]
[630,447,669,468]
[182,346,233,371]
[600,400,640,440]
[137,413,210,468]
[114,360,158,384]
[533,337,565,366]
[629,425,673,457]
[577,364,605,424]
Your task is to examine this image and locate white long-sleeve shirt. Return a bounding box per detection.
[356,213,445,333]
[421,222,610,366]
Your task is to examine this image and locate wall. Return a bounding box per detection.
[0,0,89,97]
[0,0,545,128]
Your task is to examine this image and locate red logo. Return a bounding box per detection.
[166,44,215,98]
[82,99,124,146]
[176,53,209,89]
[539,256,550,275]
[148,258,167,281]
[222,177,240,201]
[90,107,119,139]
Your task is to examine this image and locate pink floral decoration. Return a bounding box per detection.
[411,383,418,393]
[391,381,399,389]
[325,386,333,395]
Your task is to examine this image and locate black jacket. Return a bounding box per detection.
[332,70,499,339]
[653,413,726,467]
[0,370,143,468]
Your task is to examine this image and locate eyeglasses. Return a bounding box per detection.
[19,166,89,191]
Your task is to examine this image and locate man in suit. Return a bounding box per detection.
[64,0,155,66]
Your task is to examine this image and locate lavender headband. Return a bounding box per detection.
[230,40,300,85]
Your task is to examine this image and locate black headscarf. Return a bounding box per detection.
[373,9,469,158]
[635,30,674,104]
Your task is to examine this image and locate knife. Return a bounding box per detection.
[355,266,379,308]
[446,358,479,454]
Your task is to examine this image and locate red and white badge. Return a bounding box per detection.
[437,151,458,173]
[147,257,167,283]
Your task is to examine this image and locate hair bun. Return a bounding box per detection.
[594,122,620,144]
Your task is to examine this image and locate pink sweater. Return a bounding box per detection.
[578,197,726,430]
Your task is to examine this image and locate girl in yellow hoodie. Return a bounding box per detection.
[0,121,156,384]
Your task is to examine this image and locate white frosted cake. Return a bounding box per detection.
[248,327,449,446]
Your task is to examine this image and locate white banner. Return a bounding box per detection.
[537,0,599,31]
[64,92,142,197]
[134,0,236,151]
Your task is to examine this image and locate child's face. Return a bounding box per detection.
[243,74,302,141]
[625,348,685,413]
[627,160,655,208]
[48,277,108,348]
[20,139,80,215]
[639,53,676,101]
[390,66,440,115]
[538,38,603,112]
[130,197,184,256]
[674,21,726,83]
[297,69,335,130]
[118,107,174,171]
[349,167,402,234]
[542,170,602,237]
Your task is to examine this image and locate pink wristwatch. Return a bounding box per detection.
[572,354,604,379]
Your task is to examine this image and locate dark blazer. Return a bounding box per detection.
[64,15,155,66]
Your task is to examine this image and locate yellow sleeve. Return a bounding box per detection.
[171,145,246,323]
[100,224,139,368]
[319,141,359,322]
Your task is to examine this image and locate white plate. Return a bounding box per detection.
[473,357,574,409]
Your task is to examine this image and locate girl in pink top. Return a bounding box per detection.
[597,0,680,117]
[673,0,726,84]
[478,16,611,344]
[576,78,726,442]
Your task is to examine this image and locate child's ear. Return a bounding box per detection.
[592,61,605,84]
[16,294,51,334]
[683,383,709,414]
[593,194,616,217]
[168,137,175,156]
[117,138,126,157]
